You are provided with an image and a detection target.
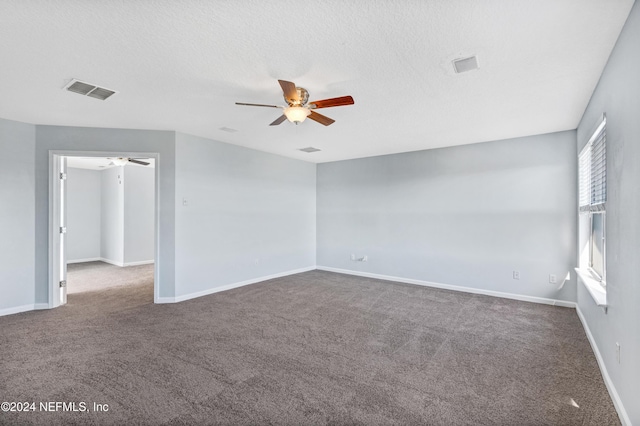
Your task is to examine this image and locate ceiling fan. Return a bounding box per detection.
[108,157,150,166]
[236,79,354,126]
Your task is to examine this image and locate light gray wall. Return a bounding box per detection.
[123,165,155,264]
[0,118,35,312]
[66,168,101,262]
[174,132,316,297]
[100,166,124,265]
[35,126,176,300]
[317,131,577,302]
[576,1,640,422]
[66,165,154,265]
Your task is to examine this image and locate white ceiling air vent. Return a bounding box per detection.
[64,79,117,100]
[299,147,321,153]
[452,56,479,73]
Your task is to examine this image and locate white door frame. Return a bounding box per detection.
[49,154,66,307]
[48,150,161,308]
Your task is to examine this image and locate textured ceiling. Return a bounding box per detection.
[0,0,634,163]
[67,157,154,170]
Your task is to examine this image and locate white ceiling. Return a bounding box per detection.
[0,1,634,163]
[67,157,154,170]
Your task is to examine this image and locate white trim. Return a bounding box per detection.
[124,260,154,267]
[99,257,124,267]
[575,267,607,308]
[0,304,37,317]
[49,153,64,308]
[67,257,101,264]
[0,303,52,317]
[157,266,317,304]
[316,266,576,308]
[67,258,154,267]
[575,306,630,426]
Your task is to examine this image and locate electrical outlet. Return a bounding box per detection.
[350,254,356,261]
[513,271,520,280]
[254,258,260,265]
[549,274,557,284]
[182,197,188,206]
[616,342,620,364]
[362,255,368,262]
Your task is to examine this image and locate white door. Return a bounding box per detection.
[53,155,68,306]
[60,156,67,304]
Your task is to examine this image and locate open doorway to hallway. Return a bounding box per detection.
[51,154,158,304]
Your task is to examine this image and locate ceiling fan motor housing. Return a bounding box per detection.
[285,87,309,106]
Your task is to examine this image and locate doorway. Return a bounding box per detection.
[49,151,160,307]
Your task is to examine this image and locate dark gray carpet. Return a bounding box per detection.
[0,268,619,425]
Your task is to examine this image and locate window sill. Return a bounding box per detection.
[575,268,607,310]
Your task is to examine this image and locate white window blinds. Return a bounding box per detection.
[579,114,606,212]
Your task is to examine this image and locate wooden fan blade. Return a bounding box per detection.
[309,96,354,109]
[269,115,287,126]
[308,111,335,126]
[236,102,281,108]
[128,159,150,166]
[278,80,299,103]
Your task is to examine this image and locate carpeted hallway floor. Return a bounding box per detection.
[0,268,619,425]
[66,261,154,294]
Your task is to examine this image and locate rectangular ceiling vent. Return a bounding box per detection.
[299,147,321,153]
[452,56,479,73]
[64,79,117,100]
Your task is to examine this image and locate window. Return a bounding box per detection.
[578,114,606,283]
[590,212,605,279]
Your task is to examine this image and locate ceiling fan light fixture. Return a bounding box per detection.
[284,106,311,123]
[111,158,128,166]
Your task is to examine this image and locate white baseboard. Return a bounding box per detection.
[67,257,101,264]
[92,258,154,267]
[124,260,154,267]
[575,306,630,426]
[316,266,576,308]
[0,303,51,317]
[0,304,36,317]
[157,266,317,304]
[98,257,124,267]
